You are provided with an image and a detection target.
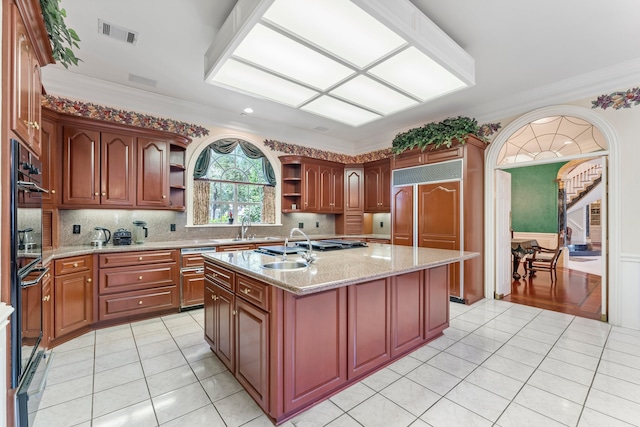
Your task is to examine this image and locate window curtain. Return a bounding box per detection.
[197,139,276,186]
[263,185,276,224]
[193,180,210,224]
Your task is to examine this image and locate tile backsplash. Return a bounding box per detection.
[58,210,338,246]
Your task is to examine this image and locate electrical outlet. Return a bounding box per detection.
[73,224,81,234]
[298,222,304,229]
[380,221,384,228]
[170,224,176,232]
[316,222,319,228]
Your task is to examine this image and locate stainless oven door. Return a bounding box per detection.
[15,350,54,427]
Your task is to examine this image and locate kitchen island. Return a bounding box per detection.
[202,244,478,424]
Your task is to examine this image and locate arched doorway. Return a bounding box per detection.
[484,105,621,323]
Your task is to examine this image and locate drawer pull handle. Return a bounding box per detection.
[212,295,218,301]
[138,276,143,280]
[138,300,143,305]
[243,288,251,294]
[211,273,217,278]
[139,257,143,261]
[73,262,78,268]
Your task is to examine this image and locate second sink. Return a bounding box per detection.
[261,261,309,270]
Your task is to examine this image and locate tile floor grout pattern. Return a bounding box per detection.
[32,299,640,427]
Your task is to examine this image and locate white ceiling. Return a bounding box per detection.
[41,0,640,154]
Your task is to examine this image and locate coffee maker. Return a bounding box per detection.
[132,220,148,244]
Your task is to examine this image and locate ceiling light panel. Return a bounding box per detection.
[369,47,467,101]
[209,59,318,107]
[301,96,381,126]
[330,75,418,115]
[262,0,407,68]
[233,24,354,90]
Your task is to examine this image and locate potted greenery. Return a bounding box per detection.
[40,0,81,68]
[391,116,492,155]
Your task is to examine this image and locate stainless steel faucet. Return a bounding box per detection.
[241,216,251,240]
[289,227,317,264]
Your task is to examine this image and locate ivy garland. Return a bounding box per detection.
[392,116,490,154]
[40,0,81,68]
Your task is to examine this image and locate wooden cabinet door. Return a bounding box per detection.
[391,271,424,357]
[347,278,391,379]
[204,283,216,348]
[380,162,391,211]
[182,269,204,307]
[137,138,169,207]
[21,271,43,344]
[364,166,381,212]
[392,186,414,246]
[302,163,319,211]
[42,268,53,348]
[54,271,93,338]
[345,168,364,212]
[235,298,269,410]
[101,133,135,206]
[319,165,333,211]
[62,126,101,205]
[332,168,344,211]
[417,182,460,297]
[40,116,58,206]
[216,285,235,372]
[283,287,347,413]
[425,266,450,340]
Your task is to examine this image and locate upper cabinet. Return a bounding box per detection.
[10,1,54,156]
[364,158,391,212]
[280,156,344,214]
[47,111,189,210]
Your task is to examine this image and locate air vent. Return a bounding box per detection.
[392,160,463,186]
[98,19,138,45]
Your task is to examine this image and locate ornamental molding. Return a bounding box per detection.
[592,87,640,110]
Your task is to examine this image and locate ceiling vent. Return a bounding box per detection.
[98,19,138,45]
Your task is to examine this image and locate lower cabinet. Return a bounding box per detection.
[391,271,424,357]
[425,265,450,340]
[53,255,94,338]
[235,298,269,409]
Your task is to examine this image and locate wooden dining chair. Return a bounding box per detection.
[524,243,562,282]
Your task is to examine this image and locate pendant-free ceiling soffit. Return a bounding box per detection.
[204,0,475,127]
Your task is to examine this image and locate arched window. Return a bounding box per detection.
[192,139,276,225]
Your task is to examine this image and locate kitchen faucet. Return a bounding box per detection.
[241,216,251,240]
[289,227,317,264]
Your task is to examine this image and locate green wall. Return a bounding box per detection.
[506,162,566,233]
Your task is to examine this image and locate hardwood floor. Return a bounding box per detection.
[503,267,603,320]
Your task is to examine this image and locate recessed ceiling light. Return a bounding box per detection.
[243,107,254,114]
[205,0,475,126]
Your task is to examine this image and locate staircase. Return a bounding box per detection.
[566,162,602,209]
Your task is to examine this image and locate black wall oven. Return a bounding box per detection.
[10,139,52,426]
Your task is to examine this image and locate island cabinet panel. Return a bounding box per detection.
[283,287,347,413]
[425,266,450,340]
[391,271,425,357]
[204,284,216,347]
[216,285,236,372]
[235,298,269,409]
[347,278,391,379]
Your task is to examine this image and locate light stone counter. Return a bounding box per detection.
[41,234,391,265]
[202,244,479,295]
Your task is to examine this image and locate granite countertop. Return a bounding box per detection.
[203,244,479,295]
[41,234,391,264]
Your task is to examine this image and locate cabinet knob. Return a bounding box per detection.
[138,276,143,280]
[73,262,78,268]
[102,192,106,196]
[211,273,218,278]
[232,310,237,316]
[50,190,56,194]
[212,295,218,301]
[162,195,166,199]
[87,278,92,283]
[139,256,143,261]
[243,288,251,294]
[33,122,40,130]
[138,300,143,305]
[94,192,99,196]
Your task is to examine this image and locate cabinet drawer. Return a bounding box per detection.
[98,285,179,322]
[216,244,256,252]
[182,253,204,268]
[98,250,178,268]
[99,264,177,294]
[54,255,92,276]
[425,147,462,163]
[204,261,234,290]
[237,274,270,311]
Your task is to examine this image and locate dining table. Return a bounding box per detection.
[511,238,539,279]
